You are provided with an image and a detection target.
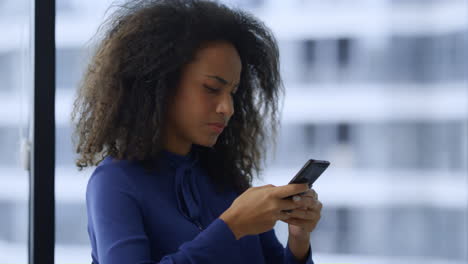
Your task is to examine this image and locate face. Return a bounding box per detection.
[162,40,242,155]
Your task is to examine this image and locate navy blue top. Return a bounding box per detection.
[86,144,314,264]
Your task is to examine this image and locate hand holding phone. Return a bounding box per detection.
[281,159,330,212]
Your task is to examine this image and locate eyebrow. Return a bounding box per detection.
[205,75,239,88]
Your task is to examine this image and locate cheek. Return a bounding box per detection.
[189,89,213,110]
[173,92,210,127]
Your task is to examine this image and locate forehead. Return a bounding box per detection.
[186,41,242,80]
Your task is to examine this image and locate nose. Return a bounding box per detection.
[215,93,234,121]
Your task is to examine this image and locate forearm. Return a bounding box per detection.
[287,235,310,263]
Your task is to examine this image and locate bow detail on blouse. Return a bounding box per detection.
[161,146,203,228]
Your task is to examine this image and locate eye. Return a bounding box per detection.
[204,85,219,93]
[204,84,237,98]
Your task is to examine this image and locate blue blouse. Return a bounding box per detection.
[86,144,314,264]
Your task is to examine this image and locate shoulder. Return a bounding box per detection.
[86,156,140,199]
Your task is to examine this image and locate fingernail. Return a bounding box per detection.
[293,195,301,202]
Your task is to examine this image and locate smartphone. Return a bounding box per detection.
[281,159,330,212]
[288,159,330,189]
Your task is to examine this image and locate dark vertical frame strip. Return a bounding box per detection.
[29,0,55,263]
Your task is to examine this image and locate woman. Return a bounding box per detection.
[71,0,322,263]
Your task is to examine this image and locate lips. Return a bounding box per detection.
[207,123,225,133]
[208,123,226,129]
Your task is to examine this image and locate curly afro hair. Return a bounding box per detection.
[71,0,284,195]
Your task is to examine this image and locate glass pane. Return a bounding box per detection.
[57,0,467,263]
[0,0,33,263]
[246,1,468,264]
[55,1,115,263]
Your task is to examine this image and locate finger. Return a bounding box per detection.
[277,198,305,211]
[274,183,309,199]
[312,189,318,200]
[286,208,317,220]
[291,189,317,202]
[259,184,276,188]
[278,194,319,212]
[302,199,322,211]
[301,189,318,200]
[288,200,322,215]
[281,218,314,231]
[315,200,323,211]
[307,189,317,200]
[287,194,314,209]
[282,209,321,226]
[293,196,314,211]
[276,209,292,221]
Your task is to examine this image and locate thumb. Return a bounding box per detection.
[278,210,291,221]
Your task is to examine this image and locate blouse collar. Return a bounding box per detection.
[160,144,201,169]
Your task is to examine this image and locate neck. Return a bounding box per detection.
[161,127,192,156]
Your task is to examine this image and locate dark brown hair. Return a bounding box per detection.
[71,0,284,195]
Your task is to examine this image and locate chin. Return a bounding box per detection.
[199,140,217,148]
[194,135,219,148]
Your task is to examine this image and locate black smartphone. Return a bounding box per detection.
[281,159,330,212]
[288,159,330,189]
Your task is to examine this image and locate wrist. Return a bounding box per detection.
[289,232,310,242]
[288,235,310,262]
[288,225,310,241]
[219,210,244,240]
[288,234,310,246]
